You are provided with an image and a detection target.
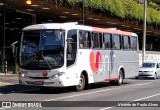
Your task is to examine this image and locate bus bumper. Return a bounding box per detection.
[19,76,66,87]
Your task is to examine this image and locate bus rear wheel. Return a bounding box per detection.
[75,74,85,91]
[116,70,123,86]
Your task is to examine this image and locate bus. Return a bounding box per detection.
[18,22,139,91]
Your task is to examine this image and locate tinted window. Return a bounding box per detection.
[123,36,130,50]
[130,36,137,50]
[112,34,120,49]
[79,30,91,48]
[92,33,100,48]
[103,33,111,49]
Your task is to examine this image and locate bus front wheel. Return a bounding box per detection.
[75,74,85,91]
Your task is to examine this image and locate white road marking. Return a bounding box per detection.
[99,93,160,110]
[44,82,151,101]
[133,93,160,101]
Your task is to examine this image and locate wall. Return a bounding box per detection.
[139,51,160,66]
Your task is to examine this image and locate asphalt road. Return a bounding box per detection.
[0,77,160,110]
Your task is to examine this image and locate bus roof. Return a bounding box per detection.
[22,22,137,37]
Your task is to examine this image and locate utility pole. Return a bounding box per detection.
[2,0,6,73]
[142,0,147,64]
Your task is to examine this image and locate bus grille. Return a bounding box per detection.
[29,77,50,79]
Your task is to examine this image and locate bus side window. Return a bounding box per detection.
[120,35,123,49]
[130,36,137,50]
[103,33,111,49]
[79,30,91,48]
[87,32,91,48]
[112,34,120,50]
[123,36,130,50]
[79,31,86,48]
[99,33,103,48]
[92,33,100,48]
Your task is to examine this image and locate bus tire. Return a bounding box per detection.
[116,70,123,86]
[75,74,85,91]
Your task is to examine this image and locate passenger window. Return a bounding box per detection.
[130,36,137,50]
[123,36,130,50]
[112,34,120,49]
[103,33,111,49]
[92,33,100,48]
[79,30,91,48]
[79,31,87,48]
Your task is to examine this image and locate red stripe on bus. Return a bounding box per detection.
[92,27,132,36]
[104,78,118,82]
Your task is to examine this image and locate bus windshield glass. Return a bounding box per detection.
[19,30,65,70]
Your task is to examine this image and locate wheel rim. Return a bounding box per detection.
[119,73,122,84]
[76,75,85,91]
[118,70,123,85]
[78,77,84,88]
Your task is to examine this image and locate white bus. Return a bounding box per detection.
[18,22,139,91]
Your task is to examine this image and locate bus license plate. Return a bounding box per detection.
[35,81,44,85]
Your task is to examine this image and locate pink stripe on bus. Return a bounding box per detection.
[104,78,118,82]
[92,27,132,36]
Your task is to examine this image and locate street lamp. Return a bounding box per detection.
[26,0,32,5]
[142,0,147,64]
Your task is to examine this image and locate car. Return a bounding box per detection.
[138,61,160,79]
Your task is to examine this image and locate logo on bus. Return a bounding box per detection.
[89,51,109,73]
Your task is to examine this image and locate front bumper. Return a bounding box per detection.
[138,72,154,78]
[19,76,65,87]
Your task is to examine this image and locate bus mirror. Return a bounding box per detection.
[66,38,73,43]
[12,46,15,55]
[10,41,18,56]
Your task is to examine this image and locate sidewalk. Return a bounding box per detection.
[0,71,18,87]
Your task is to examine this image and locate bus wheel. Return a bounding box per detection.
[116,70,123,86]
[75,74,85,91]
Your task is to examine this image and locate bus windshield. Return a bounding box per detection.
[19,30,65,70]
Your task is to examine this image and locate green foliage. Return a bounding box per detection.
[148,0,160,10]
[67,0,80,6]
[51,0,160,28]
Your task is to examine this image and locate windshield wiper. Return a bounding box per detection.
[41,55,52,70]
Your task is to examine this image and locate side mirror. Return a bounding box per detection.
[66,38,73,43]
[10,41,18,56]
[12,46,15,55]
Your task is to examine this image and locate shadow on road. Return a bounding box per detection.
[0,80,133,95]
[19,81,131,94]
[0,84,39,94]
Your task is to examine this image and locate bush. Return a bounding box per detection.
[51,0,160,28]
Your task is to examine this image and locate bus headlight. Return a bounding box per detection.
[51,72,65,79]
[20,70,28,78]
